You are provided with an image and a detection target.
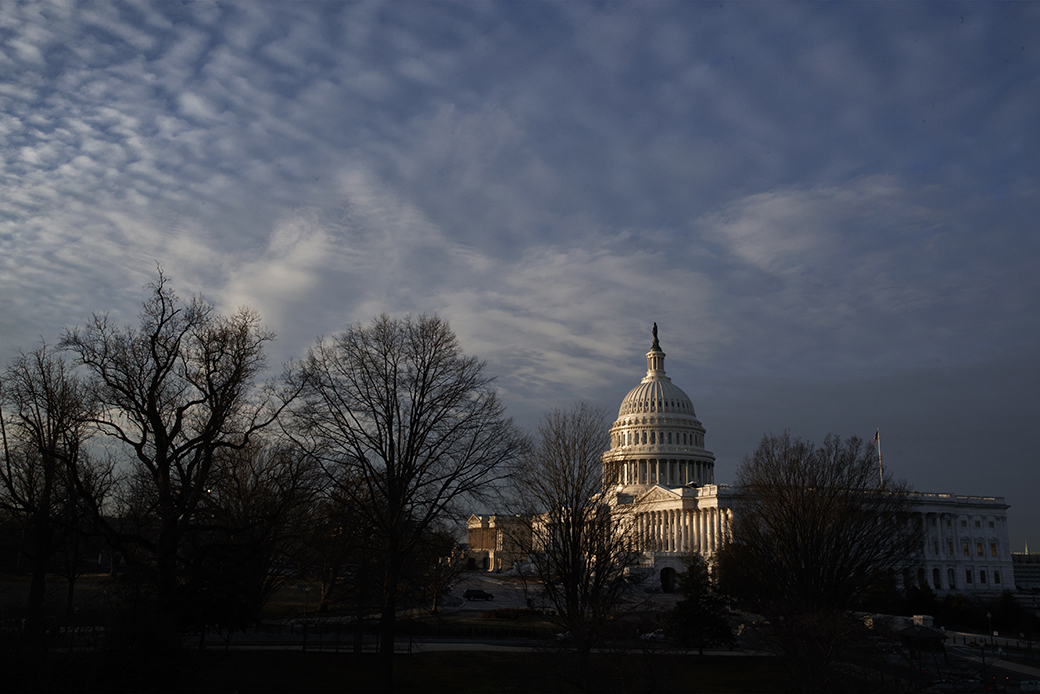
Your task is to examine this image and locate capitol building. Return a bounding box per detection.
[471,327,1016,596]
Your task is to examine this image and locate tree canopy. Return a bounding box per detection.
[717,430,920,616]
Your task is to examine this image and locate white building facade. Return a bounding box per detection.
[602,327,1014,596]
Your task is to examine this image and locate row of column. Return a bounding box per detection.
[634,506,732,555]
[622,459,713,486]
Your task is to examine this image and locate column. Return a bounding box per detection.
[658,511,665,552]
[698,509,707,553]
[707,509,715,553]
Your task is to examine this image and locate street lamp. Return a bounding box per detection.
[987,611,993,648]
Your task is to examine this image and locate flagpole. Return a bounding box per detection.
[875,428,883,487]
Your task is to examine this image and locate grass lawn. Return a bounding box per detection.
[5,649,789,693]
[186,650,795,694]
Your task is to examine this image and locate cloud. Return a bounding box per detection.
[1,1,1039,547]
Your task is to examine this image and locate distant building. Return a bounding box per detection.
[1012,551,1040,591]
[466,514,529,572]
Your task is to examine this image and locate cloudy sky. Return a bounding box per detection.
[2,1,1038,548]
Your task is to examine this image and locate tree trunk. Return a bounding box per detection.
[25,562,47,638]
[379,563,399,693]
[65,574,77,614]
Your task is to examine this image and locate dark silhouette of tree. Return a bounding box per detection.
[404,526,467,615]
[718,430,919,615]
[510,403,645,672]
[287,313,525,687]
[181,438,321,634]
[716,430,920,692]
[0,345,100,637]
[61,270,289,622]
[667,552,732,654]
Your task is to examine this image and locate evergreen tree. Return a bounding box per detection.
[667,553,733,654]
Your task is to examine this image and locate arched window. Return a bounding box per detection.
[650,432,655,444]
[948,568,956,588]
[932,568,941,589]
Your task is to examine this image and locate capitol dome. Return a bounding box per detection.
[602,325,715,490]
[618,372,696,418]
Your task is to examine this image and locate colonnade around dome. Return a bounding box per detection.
[614,458,713,487]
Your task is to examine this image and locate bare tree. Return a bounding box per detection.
[286,314,525,680]
[60,270,288,618]
[718,431,919,615]
[716,430,921,691]
[404,527,468,614]
[182,437,321,630]
[511,403,645,665]
[0,345,98,636]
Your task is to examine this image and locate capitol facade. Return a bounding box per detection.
[600,326,1015,596]
[470,327,1016,596]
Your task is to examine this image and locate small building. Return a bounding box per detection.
[466,514,529,572]
[1012,551,1040,592]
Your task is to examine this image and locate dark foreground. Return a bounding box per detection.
[3,649,796,693]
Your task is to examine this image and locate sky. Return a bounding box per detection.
[2,1,1038,550]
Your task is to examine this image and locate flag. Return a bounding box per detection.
[871,429,879,447]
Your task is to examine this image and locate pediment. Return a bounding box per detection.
[636,485,681,506]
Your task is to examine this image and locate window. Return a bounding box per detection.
[948,540,954,555]
[989,521,995,528]
[948,568,956,589]
[966,570,973,584]
[946,519,952,527]
[962,541,970,557]
[977,542,984,557]
[934,540,940,555]
[994,570,1001,584]
[931,518,937,527]
[933,568,941,589]
[980,570,987,584]
[991,542,998,557]
[975,520,981,528]
[961,520,967,528]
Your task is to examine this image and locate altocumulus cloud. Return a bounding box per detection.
[1,1,1039,546]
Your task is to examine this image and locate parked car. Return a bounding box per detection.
[464,589,494,601]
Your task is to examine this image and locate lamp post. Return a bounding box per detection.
[987,611,993,648]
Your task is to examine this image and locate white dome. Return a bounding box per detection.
[602,324,715,489]
[618,377,696,417]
